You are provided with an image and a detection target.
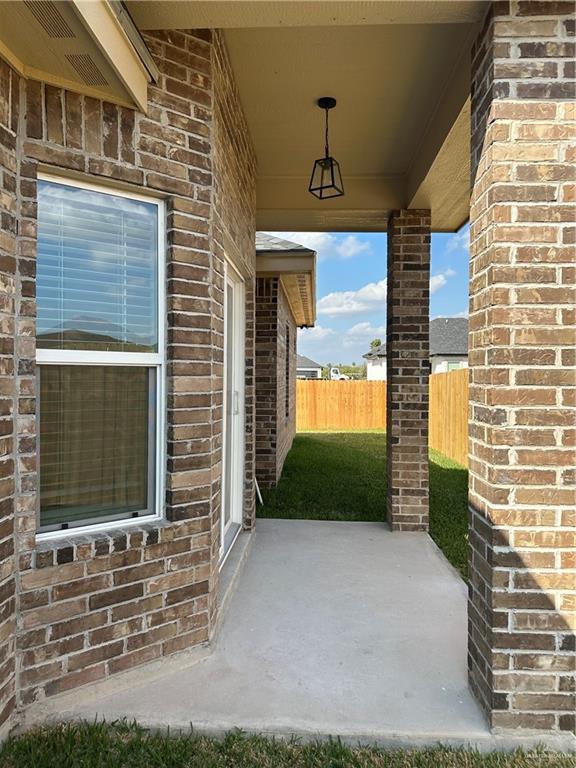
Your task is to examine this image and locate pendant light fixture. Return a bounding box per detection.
[308,97,344,199]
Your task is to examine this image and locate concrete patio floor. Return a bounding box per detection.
[27,520,573,750]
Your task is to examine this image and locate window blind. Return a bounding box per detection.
[37,181,158,352]
[39,365,154,529]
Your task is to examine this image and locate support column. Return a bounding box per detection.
[386,210,431,531]
[468,2,575,733]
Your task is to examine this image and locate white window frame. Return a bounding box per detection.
[35,173,166,541]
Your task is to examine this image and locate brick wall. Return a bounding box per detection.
[255,278,277,486]
[386,209,431,531]
[1,29,256,711]
[468,2,575,732]
[276,284,297,478]
[0,58,18,733]
[255,278,297,488]
[211,33,257,531]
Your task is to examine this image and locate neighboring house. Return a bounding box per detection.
[0,0,572,742]
[296,354,323,379]
[255,233,316,487]
[363,318,468,380]
[428,317,469,373]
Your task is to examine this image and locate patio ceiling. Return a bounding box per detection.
[130,1,486,233]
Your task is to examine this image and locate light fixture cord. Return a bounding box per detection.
[324,108,330,158]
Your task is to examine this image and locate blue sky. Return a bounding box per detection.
[268,225,470,366]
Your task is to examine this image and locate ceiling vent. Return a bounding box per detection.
[24,1,75,38]
[65,54,109,86]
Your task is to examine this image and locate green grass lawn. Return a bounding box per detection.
[1,720,572,768]
[259,431,469,578]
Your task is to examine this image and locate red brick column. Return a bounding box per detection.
[386,210,431,531]
[468,2,575,733]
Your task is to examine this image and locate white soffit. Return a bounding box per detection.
[128,1,488,29]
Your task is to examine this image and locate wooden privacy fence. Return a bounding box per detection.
[296,380,386,431]
[296,368,469,467]
[428,368,468,467]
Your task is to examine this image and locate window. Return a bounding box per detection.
[36,177,164,535]
[447,361,461,372]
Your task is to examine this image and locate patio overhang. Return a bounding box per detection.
[0,0,157,111]
[129,0,488,232]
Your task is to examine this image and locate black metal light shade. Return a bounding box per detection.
[308,97,344,199]
[309,156,344,199]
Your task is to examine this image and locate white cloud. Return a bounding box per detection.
[345,322,386,338]
[317,278,387,317]
[335,235,371,260]
[317,268,455,317]
[298,320,382,364]
[343,321,386,349]
[267,232,372,262]
[298,324,335,342]
[297,324,339,366]
[430,267,456,294]
[445,228,469,254]
[432,309,469,319]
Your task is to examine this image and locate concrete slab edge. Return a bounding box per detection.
[424,532,469,593]
[15,532,256,736]
[16,642,210,735]
[21,711,576,754]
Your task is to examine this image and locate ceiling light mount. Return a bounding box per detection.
[317,96,336,111]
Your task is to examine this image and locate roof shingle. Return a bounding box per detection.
[297,354,322,369]
[363,318,468,358]
[256,232,315,254]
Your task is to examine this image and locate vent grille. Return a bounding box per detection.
[24,1,75,38]
[65,54,109,87]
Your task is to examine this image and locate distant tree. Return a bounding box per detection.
[370,338,381,350]
[352,361,356,367]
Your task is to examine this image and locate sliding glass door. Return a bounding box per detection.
[221,263,245,562]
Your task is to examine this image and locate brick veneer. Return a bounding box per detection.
[386,210,431,531]
[468,2,575,732]
[0,58,18,732]
[0,29,256,715]
[255,277,297,488]
[276,285,297,476]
